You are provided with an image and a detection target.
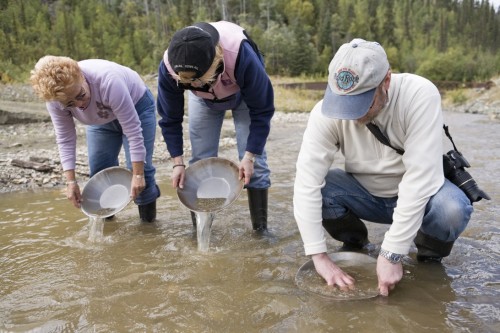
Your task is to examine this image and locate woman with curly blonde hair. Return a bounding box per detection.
[31,56,160,222]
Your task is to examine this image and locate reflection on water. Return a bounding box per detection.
[0,111,499,332]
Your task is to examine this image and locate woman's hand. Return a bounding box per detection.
[130,174,145,200]
[171,156,186,189]
[64,170,81,208]
[131,161,146,200]
[239,152,255,185]
[172,164,186,189]
[66,181,82,208]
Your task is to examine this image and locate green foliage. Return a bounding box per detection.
[447,89,468,105]
[314,45,333,74]
[288,26,317,76]
[0,60,30,84]
[0,0,499,82]
[416,47,497,82]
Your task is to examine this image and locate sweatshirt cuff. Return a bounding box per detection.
[304,240,328,256]
[380,239,411,255]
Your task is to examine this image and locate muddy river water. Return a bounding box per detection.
[0,110,499,332]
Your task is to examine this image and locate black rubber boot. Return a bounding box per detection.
[322,211,369,250]
[414,231,454,263]
[190,211,197,227]
[138,200,157,222]
[247,188,268,232]
[138,185,160,223]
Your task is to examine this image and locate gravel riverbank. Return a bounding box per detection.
[0,106,309,193]
[0,78,498,194]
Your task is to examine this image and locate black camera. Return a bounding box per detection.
[442,150,491,203]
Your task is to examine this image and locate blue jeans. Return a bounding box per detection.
[321,169,473,243]
[187,92,271,189]
[86,89,160,205]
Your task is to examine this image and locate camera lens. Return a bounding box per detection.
[448,169,490,202]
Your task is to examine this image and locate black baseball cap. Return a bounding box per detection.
[167,22,220,78]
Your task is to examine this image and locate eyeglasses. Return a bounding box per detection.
[189,77,204,85]
[176,65,220,87]
[180,77,211,87]
[64,87,86,108]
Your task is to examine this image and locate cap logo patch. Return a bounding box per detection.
[174,64,199,71]
[334,68,359,92]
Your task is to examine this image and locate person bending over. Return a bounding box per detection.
[157,21,275,232]
[31,56,160,222]
[293,39,473,296]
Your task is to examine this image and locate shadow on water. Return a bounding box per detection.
[0,111,499,332]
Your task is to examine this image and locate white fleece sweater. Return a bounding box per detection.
[293,73,444,256]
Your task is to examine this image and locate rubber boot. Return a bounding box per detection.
[138,200,156,222]
[414,231,454,263]
[191,211,197,227]
[138,185,160,223]
[247,188,268,232]
[322,211,369,250]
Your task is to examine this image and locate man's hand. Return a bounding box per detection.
[377,256,403,296]
[312,253,356,290]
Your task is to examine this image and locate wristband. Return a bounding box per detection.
[173,164,186,169]
[66,180,77,185]
[135,174,144,179]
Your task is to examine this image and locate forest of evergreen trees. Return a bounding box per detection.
[1,0,499,83]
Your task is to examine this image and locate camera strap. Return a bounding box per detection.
[443,124,460,152]
[367,123,491,202]
[366,123,455,155]
[366,122,405,155]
